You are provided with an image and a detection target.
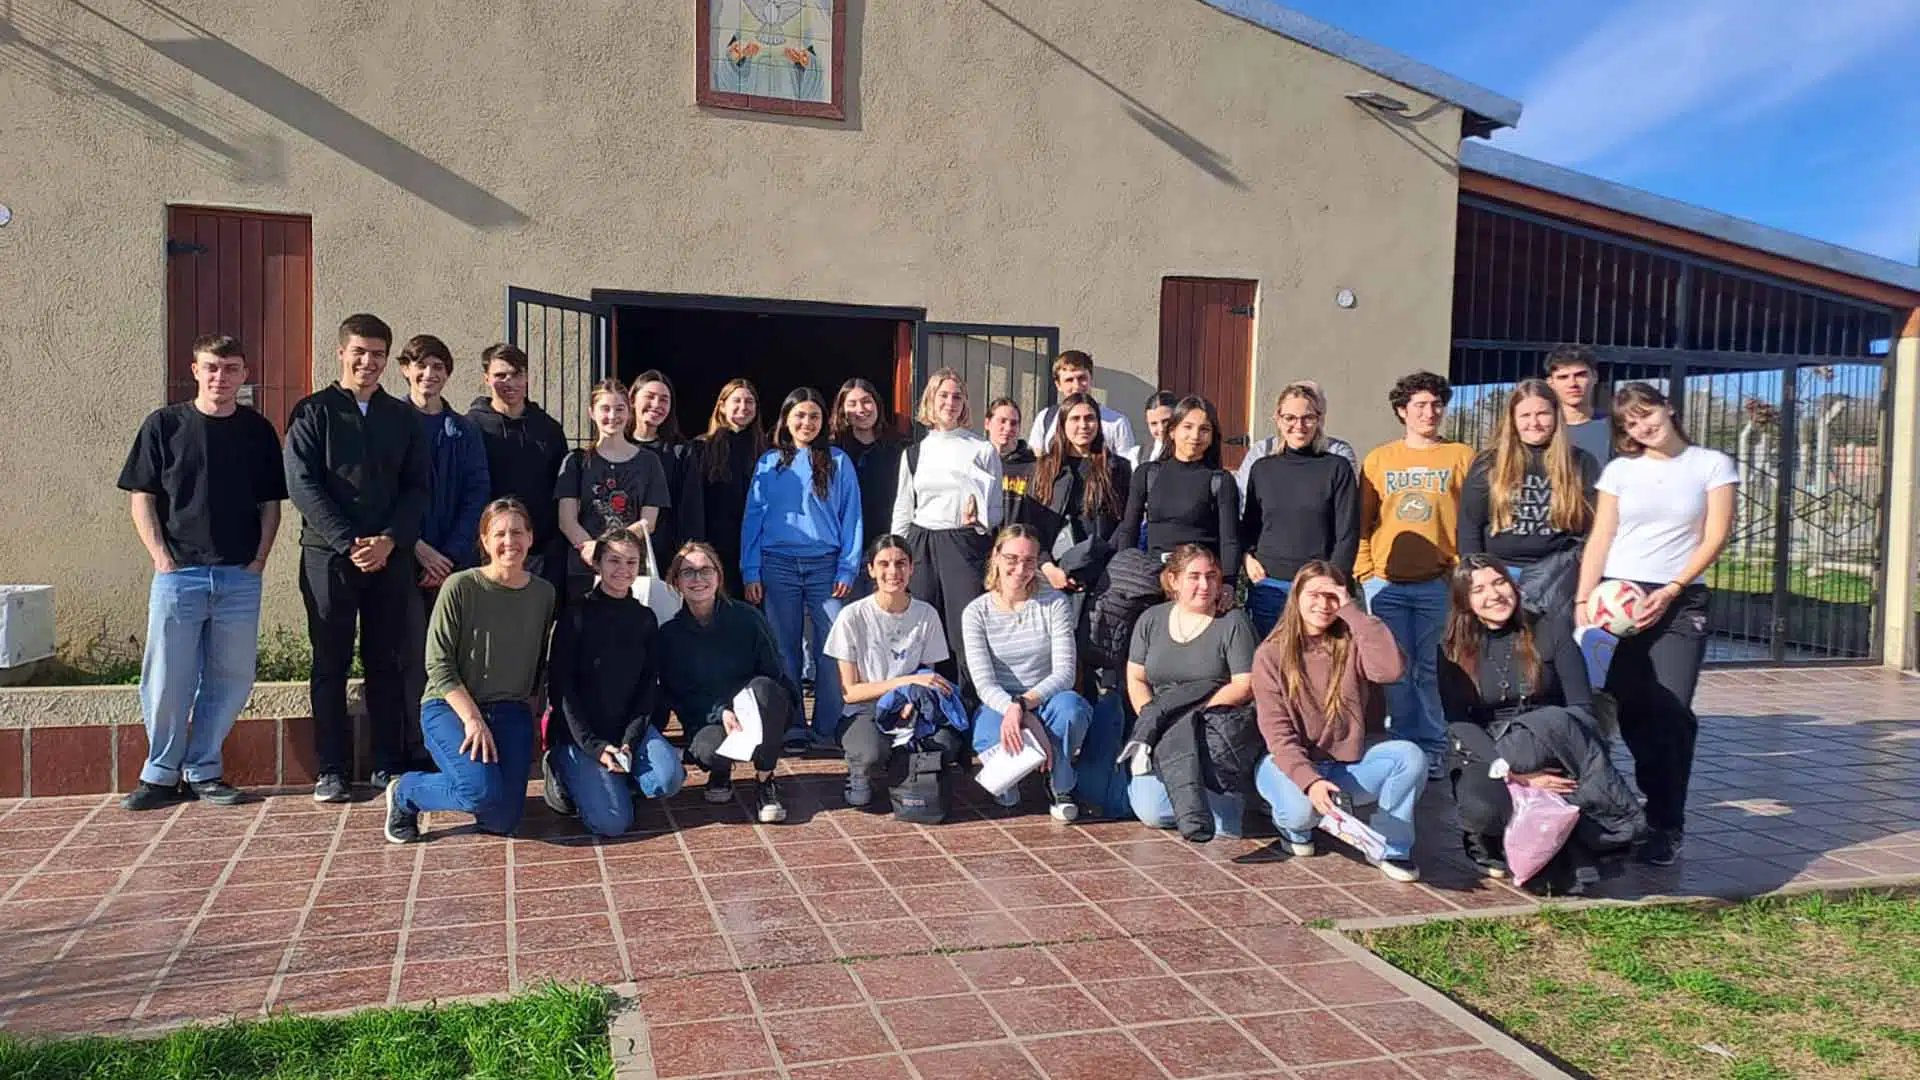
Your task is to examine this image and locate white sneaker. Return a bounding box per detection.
[845,774,872,807]
[1048,793,1079,823]
[1380,859,1421,883]
[1285,837,1316,858]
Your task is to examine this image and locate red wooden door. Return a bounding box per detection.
[1158,277,1258,468]
[166,206,313,434]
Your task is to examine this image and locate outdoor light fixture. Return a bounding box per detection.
[1335,287,1357,309]
[1345,90,1409,113]
[0,205,11,227]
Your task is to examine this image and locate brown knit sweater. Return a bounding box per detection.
[1251,603,1406,792]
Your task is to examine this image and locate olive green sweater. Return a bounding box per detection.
[423,568,556,705]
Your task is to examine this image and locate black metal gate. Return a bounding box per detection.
[915,322,1060,431]
[1450,199,1898,663]
[505,286,611,447]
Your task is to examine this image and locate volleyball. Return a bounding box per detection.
[1584,580,1648,637]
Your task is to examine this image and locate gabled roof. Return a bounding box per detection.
[1461,141,1920,296]
[1200,0,1523,134]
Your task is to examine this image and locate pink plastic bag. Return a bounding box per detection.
[1503,780,1580,887]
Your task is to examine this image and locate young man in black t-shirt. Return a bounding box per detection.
[117,335,287,810]
[285,314,431,802]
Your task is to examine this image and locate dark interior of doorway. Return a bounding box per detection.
[612,306,899,437]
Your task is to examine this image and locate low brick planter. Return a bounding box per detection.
[0,680,367,798]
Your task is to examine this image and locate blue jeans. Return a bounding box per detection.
[1254,744,1425,860]
[395,699,536,834]
[1246,579,1292,639]
[1072,689,1133,816]
[971,692,1093,796]
[1128,774,1246,838]
[1362,576,1449,758]
[760,552,844,737]
[138,566,264,785]
[550,731,684,837]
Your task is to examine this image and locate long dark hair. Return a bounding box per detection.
[1158,395,1224,470]
[629,369,684,444]
[772,387,835,499]
[1032,392,1122,521]
[830,377,894,446]
[1441,554,1541,697]
[699,378,765,482]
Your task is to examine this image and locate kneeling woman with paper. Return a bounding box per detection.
[825,534,969,813]
[961,526,1093,821]
[1119,544,1262,843]
[1250,561,1426,882]
[656,541,802,824]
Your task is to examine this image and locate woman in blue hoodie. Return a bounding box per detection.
[742,387,865,746]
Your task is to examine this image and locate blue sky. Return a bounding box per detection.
[1278,0,1920,265]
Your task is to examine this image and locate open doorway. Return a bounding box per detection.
[600,293,920,436]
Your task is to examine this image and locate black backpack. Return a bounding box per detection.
[890,748,952,824]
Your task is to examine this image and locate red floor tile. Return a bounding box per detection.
[306,901,408,937]
[787,1055,916,1080]
[271,966,393,1013]
[514,912,615,953]
[982,985,1108,1036]
[1399,1048,1536,1080]
[1133,1018,1275,1077]
[955,947,1073,991]
[766,1004,894,1064]
[1023,1031,1162,1080]
[923,913,1030,950]
[850,954,970,1000]
[287,932,400,976]
[1181,970,1316,1017]
[1286,961,1408,1008]
[911,1043,1044,1080]
[138,976,272,1028]
[747,962,865,1012]
[1240,1011,1386,1066]
[397,956,510,1003]
[1343,1001,1482,1054]
[1137,929,1259,974]
[882,993,1006,1050]
[515,943,626,986]
[647,1018,775,1079]
[1081,977,1215,1024]
[412,892,509,927]
[626,934,735,980]
[637,972,753,1024]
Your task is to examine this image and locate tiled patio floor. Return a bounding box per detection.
[2,668,1917,1079]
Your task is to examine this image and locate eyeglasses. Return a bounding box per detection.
[1278,413,1320,427]
[676,566,719,581]
[997,554,1039,567]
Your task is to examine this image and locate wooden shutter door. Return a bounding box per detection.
[165,206,313,434]
[1158,277,1258,468]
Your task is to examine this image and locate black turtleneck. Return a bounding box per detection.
[1437,613,1591,729]
[696,427,761,572]
[1115,458,1242,582]
[1238,445,1359,582]
[547,586,661,755]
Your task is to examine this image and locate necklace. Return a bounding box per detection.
[1168,606,1211,643]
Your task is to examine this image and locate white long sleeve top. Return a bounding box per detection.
[890,428,1003,534]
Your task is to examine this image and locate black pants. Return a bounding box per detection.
[838,704,967,777]
[299,546,414,778]
[684,676,790,775]
[1606,583,1708,832]
[1448,721,1515,837]
[906,527,991,690]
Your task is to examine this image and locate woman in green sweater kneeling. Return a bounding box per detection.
[385,498,556,844]
[658,540,800,824]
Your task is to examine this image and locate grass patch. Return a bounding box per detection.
[1360,891,1920,1080]
[0,983,612,1080]
[25,625,355,686]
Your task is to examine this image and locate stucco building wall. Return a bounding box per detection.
[0,0,1463,644]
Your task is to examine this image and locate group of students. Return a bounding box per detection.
[121,316,1733,886]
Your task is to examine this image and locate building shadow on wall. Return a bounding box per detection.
[0,0,283,182]
[976,0,1246,191]
[25,0,528,230]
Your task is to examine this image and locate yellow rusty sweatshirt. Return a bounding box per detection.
[1353,440,1475,583]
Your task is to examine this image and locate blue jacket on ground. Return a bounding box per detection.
[741,446,864,588]
[414,404,491,568]
[876,676,970,743]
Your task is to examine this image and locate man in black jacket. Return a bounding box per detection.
[286,313,431,802]
[467,343,570,598]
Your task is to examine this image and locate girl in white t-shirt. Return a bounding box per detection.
[1575,382,1737,868]
[824,534,960,808]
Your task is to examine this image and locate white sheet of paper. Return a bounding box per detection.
[1316,805,1389,863]
[715,687,764,761]
[974,729,1046,796]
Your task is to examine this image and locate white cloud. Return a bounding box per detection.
[1496,0,1920,169]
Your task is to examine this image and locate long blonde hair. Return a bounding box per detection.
[1487,378,1590,535]
[915,367,971,429]
[1266,561,1356,725]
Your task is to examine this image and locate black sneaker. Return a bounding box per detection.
[383,778,419,844]
[704,769,734,804]
[313,772,350,803]
[782,728,812,756]
[1463,833,1510,879]
[120,781,184,812]
[369,769,400,792]
[541,753,577,817]
[756,778,788,824]
[1636,828,1683,867]
[189,779,243,806]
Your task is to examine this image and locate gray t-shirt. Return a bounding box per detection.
[1564,415,1612,465]
[1128,602,1257,693]
[823,595,949,713]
